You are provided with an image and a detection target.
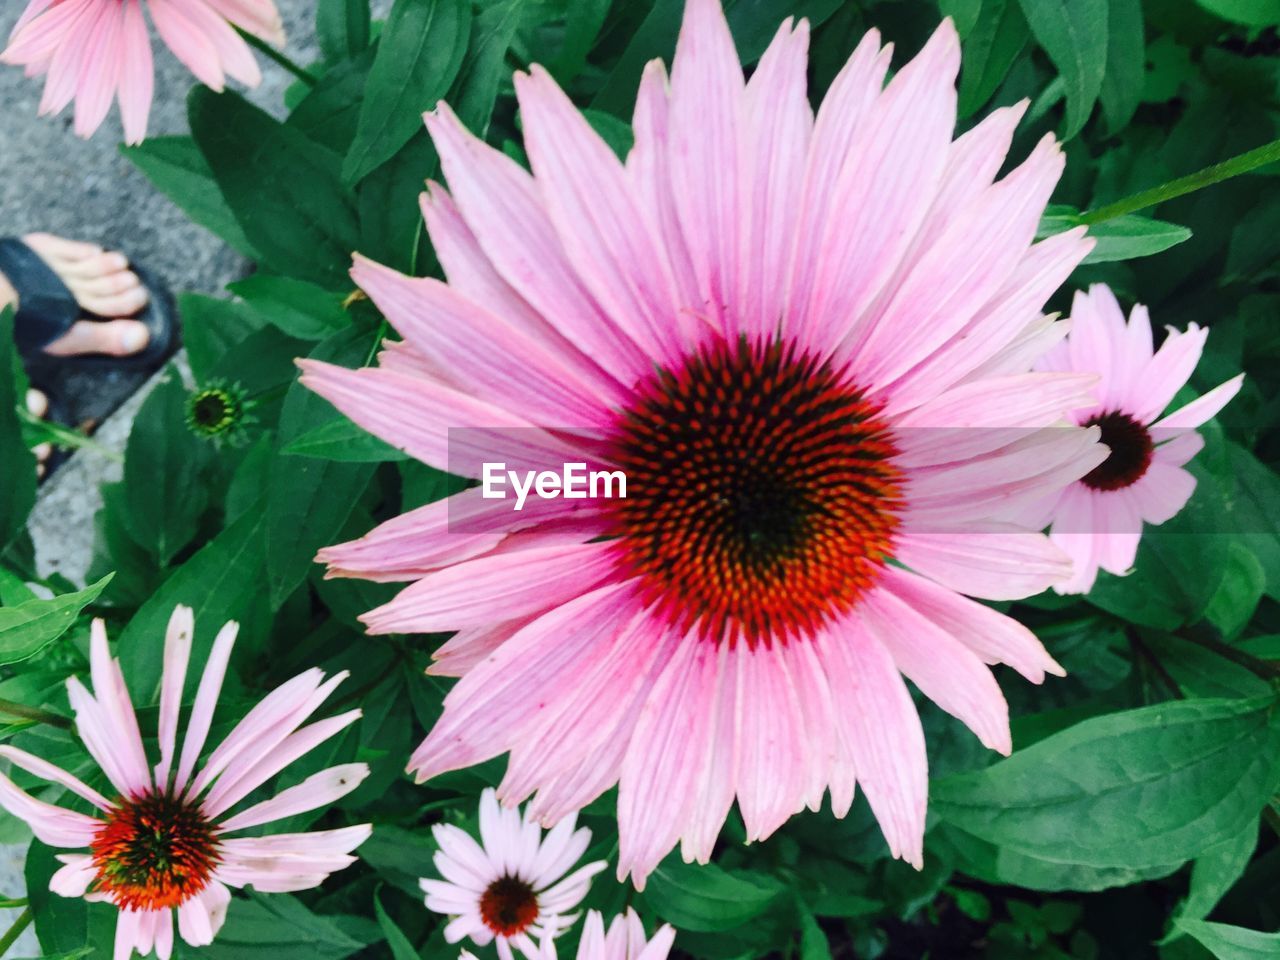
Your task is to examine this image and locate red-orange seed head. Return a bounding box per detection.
[91,791,220,911]
[478,875,540,937]
[606,337,902,648]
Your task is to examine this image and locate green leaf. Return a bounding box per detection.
[1177,919,1280,958]
[590,0,683,118]
[1099,0,1144,134]
[0,308,36,556]
[933,697,1280,871]
[317,0,371,61]
[287,52,375,155]
[1175,820,1258,929]
[121,136,257,258]
[118,505,268,697]
[190,87,361,290]
[956,0,1030,117]
[1206,541,1266,637]
[25,842,86,955]
[123,370,213,565]
[266,330,378,607]
[1222,442,1280,601]
[200,894,372,960]
[797,903,833,960]
[643,860,786,932]
[583,109,635,160]
[450,0,524,136]
[374,888,421,960]
[179,294,269,384]
[283,416,409,462]
[1039,206,1193,263]
[0,575,111,666]
[229,275,350,341]
[724,0,844,64]
[1193,0,1280,27]
[548,0,611,84]
[343,0,471,185]
[1017,0,1108,138]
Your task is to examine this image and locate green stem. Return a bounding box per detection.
[0,698,71,730]
[236,29,318,86]
[1081,136,1280,224]
[0,907,32,955]
[1178,627,1280,682]
[0,899,28,909]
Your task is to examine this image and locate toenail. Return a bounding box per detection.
[121,325,149,353]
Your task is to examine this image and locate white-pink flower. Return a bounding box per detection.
[1,0,285,144]
[0,605,371,960]
[423,788,606,960]
[1034,284,1243,593]
[303,0,1106,886]
[461,908,676,960]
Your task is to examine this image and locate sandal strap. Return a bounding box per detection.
[0,237,81,360]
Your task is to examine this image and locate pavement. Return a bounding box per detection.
[0,1,360,950]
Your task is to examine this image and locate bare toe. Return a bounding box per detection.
[58,251,130,281]
[75,269,144,300]
[43,318,149,357]
[25,388,49,419]
[34,442,52,464]
[22,232,104,263]
[80,284,149,318]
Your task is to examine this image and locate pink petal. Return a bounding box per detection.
[148,0,226,90]
[1151,373,1244,434]
[816,620,927,868]
[878,565,1063,682]
[895,528,1073,600]
[863,587,1011,754]
[351,255,617,428]
[361,540,618,635]
[515,66,684,365]
[0,772,101,848]
[217,763,369,831]
[424,101,651,385]
[174,619,238,794]
[154,605,194,789]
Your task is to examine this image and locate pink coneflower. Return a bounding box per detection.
[1033,284,1243,593]
[1,0,285,143]
[0,606,370,960]
[302,0,1105,884]
[423,788,607,960]
[461,909,676,960]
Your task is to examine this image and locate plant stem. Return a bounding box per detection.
[0,899,28,909]
[1081,136,1280,224]
[1128,630,1184,701]
[236,29,318,86]
[0,907,32,955]
[0,698,71,730]
[1178,627,1280,682]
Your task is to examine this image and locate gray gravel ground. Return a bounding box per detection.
[0,1,343,949]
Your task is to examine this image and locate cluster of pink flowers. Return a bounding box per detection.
[0,0,1241,956]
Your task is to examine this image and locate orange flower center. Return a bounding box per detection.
[606,337,901,648]
[91,791,220,911]
[1081,411,1153,491]
[479,875,540,937]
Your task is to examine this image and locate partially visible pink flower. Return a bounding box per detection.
[1034,284,1243,593]
[461,908,676,960]
[423,788,607,960]
[304,0,1103,887]
[0,605,370,960]
[1,0,285,143]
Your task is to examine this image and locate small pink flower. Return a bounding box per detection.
[1034,284,1243,593]
[304,0,1105,886]
[0,605,370,960]
[1,0,285,144]
[424,788,607,960]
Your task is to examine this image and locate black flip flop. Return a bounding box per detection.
[0,236,178,382]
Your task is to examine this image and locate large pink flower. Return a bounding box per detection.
[0,606,370,960]
[302,0,1104,885]
[1033,284,1243,593]
[460,909,676,960]
[1,0,284,143]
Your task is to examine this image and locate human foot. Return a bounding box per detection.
[26,388,52,479]
[12,233,151,357]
